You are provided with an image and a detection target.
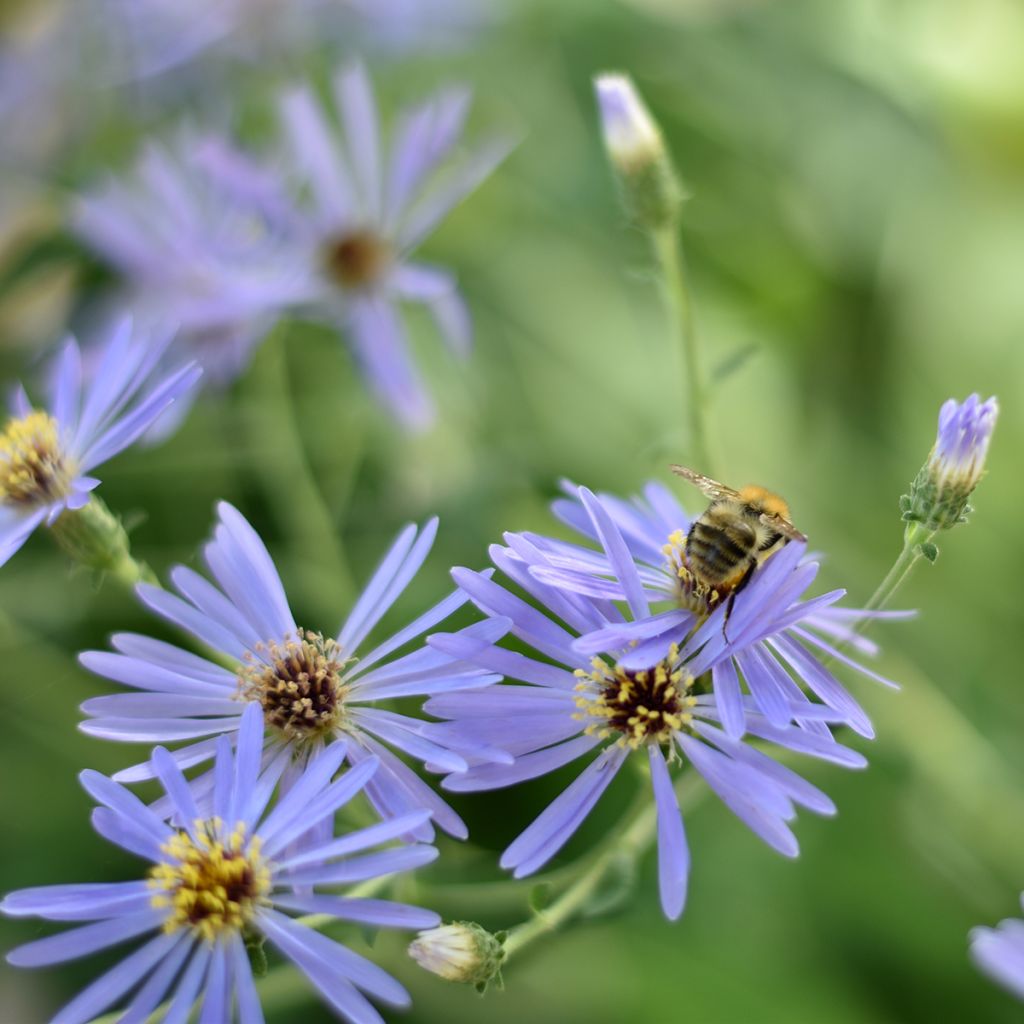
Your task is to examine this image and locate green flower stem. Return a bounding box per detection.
[501,769,702,964]
[50,494,157,588]
[650,225,713,474]
[246,327,355,611]
[860,520,934,617]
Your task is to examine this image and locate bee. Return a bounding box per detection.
[669,464,806,627]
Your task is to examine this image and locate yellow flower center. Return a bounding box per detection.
[323,229,392,289]
[574,645,696,749]
[0,411,74,506]
[148,821,270,942]
[238,630,350,742]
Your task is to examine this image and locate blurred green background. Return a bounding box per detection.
[1,0,1023,1021]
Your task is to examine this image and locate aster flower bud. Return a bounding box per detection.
[50,495,155,585]
[408,921,506,989]
[902,394,998,532]
[594,73,684,230]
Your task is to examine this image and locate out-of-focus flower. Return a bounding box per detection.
[408,921,505,987]
[97,0,495,81]
[426,488,868,920]
[2,703,441,1024]
[594,73,682,230]
[519,481,908,739]
[904,394,998,531]
[73,131,307,422]
[970,895,1024,1001]
[0,318,199,568]
[274,62,512,429]
[80,502,507,842]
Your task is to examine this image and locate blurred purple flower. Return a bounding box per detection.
[425,488,869,919]
[0,318,199,567]
[2,703,441,1024]
[74,131,308,425]
[971,895,1024,1001]
[520,480,909,740]
[80,502,507,842]
[272,62,512,429]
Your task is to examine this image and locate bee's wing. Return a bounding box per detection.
[760,514,807,543]
[669,464,740,503]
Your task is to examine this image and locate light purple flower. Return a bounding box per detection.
[274,61,512,429]
[970,894,1024,1001]
[80,501,507,842]
[74,131,308,427]
[0,318,200,567]
[905,393,998,531]
[425,488,870,919]
[518,480,908,740]
[2,703,441,1024]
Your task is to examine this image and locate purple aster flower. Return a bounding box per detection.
[519,480,910,740]
[905,393,999,531]
[80,501,507,842]
[2,703,441,1024]
[0,318,200,567]
[425,494,869,920]
[971,895,1024,1001]
[74,131,308,427]
[274,62,512,429]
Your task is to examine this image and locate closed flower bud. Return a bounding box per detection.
[594,73,684,231]
[408,921,505,988]
[903,394,998,531]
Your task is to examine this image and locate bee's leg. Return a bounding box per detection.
[722,558,758,644]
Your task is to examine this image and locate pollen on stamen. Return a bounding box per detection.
[237,630,351,742]
[323,229,392,289]
[0,411,75,506]
[148,821,270,942]
[576,646,696,749]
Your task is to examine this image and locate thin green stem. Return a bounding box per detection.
[502,770,701,963]
[246,327,355,612]
[862,521,932,615]
[651,226,713,473]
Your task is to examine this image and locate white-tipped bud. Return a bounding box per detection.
[902,394,998,531]
[594,73,683,230]
[408,921,505,988]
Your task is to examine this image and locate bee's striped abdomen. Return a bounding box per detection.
[685,509,757,587]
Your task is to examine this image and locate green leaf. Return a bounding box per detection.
[528,882,552,915]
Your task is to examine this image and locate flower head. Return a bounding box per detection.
[970,894,1024,1001]
[425,488,870,919]
[904,394,998,531]
[408,921,505,986]
[275,62,512,429]
[523,480,907,740]
[593,73,682,230]
[0,319,199,567]
[74,132,307,425]
[2,703,440,1024]
[80,502,507,841]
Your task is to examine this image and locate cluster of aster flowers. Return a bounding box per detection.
[75,60,512,432]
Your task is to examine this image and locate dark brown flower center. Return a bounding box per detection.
[575,647,696,748]
[238,630,349,741]
[324,229,392,288]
